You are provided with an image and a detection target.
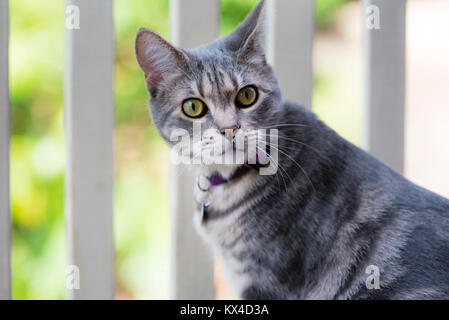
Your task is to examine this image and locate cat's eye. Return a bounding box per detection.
[236,86,258,108]
[182,98,207,118]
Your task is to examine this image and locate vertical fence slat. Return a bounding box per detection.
[168,0,218,299]
[64,0,114,299]
[0,0,10,300]
[363,0,406,173]
[267,0,315,108]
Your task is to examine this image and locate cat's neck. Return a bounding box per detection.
[196,101,357,232]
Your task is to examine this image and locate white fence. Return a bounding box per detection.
[1,0,10,301]
[0,0,405,299]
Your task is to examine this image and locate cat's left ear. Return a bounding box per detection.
[135,27,187,90]
[221,0,266,63]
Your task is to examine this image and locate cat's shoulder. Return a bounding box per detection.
[280,101,318,121]
[281,100,310,113]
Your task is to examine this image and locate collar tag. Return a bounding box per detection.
[200,202,208,225]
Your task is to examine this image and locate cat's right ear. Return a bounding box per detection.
[221,0,266,63]
[135,28,187,90]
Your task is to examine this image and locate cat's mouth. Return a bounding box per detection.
[207,165,251,187]
[206,151,270,188]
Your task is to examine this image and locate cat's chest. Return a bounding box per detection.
[193,207,252,296]
[193,199,243,247]
[192,173,263,296]
[193,190,254,295]
[193,174,256,239]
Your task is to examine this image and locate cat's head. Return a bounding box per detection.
[135,0,281,177]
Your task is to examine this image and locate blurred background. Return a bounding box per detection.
[8,0,449,299]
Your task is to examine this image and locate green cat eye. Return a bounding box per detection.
[236,86,258,108]
[182,98,207,118]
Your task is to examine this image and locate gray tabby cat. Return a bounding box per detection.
[135,0,449,299]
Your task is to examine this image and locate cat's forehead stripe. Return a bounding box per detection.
[200,72,214,98]
[229,73,239,92]
[196,76,205,97]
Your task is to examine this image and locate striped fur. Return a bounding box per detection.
[136,0,449,299]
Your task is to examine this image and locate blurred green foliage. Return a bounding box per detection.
[315,0,348,29]
[9,0,348,299]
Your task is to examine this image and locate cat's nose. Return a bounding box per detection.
[219,123,240,139]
